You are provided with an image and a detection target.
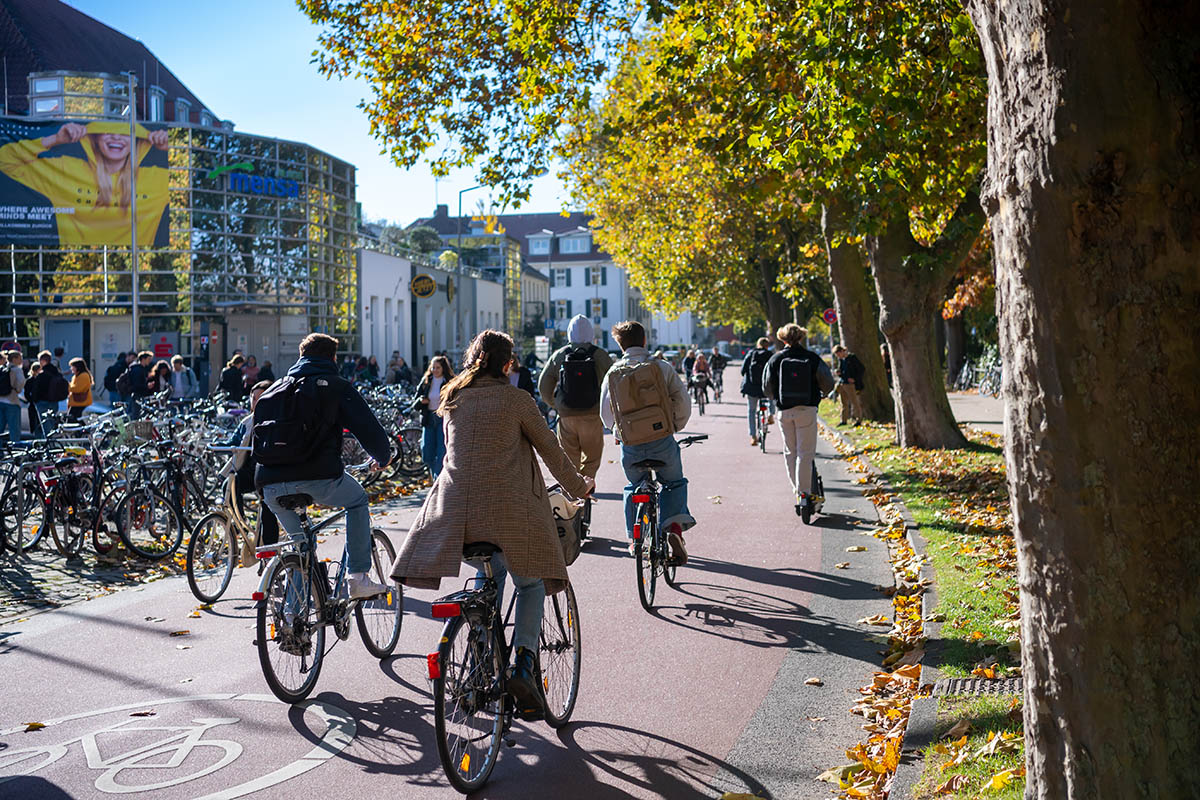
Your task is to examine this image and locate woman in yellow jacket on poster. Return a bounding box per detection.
[0,121,169,247]
[67,358,93,421]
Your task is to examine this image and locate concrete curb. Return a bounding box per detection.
[818,420,941,800]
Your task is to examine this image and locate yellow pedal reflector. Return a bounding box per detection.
[269,623,276,639]
[459,753,470,772]
[543,676,549,690]
[386,591,392,605]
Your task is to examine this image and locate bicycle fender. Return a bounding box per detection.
[253,555,281,601]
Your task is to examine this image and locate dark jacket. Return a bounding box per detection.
[128,362,153,397]
[739,347,772,398]
[27,363,67,404]
[219,365,245,399]
[395,364,413,385]
[104,360,125,393]
[513,366,537,398]
[415,376,445,427]
[255,356,392,488]
[837,353,866,390]
[764,345,834,410]
[257,365,276,384]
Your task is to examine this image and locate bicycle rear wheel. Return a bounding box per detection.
[541,581,581,728]
[356,529,403,658]
[635,505,657,611]
[697,389,706,415]
[119,487,184,561]
[257,555,326,703]
[0,477,47,554]
[48,475,92,557]
[433,616,503,793]
[187,512,237,603]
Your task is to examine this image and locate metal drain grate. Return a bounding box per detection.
[933,677,1023,697]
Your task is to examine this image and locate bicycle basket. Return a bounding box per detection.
[549,490,584,566]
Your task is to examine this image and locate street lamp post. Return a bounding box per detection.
[455,185,483,356]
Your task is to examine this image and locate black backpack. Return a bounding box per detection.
[115,366,135,396]
[103,364,121,393]
[252,374,342,467]
[557,345,600,410]
[48,371,69,403]
[743,349,771,396]
[0,365,11,397]
[779,354,816,406]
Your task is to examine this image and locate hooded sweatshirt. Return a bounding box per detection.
[538,314,614,417]
[255,356,392,488]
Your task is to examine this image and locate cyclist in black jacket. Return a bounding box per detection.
[257,333,393,599]
[764,324,834,515]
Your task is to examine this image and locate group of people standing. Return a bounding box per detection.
[349,351,415,386]
[103,351,202,418]
[218,353,275,402]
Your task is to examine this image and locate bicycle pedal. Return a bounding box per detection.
[504,738,516,748]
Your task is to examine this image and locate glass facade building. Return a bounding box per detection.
[0,116,358,385]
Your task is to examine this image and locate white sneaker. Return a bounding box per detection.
[348,573,389,599]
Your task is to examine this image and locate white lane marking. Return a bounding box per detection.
[0,693,356,797]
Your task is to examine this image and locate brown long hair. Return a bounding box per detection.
[438,330,513,416]
[420,354,456,387]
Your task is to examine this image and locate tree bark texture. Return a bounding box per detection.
[868,197,982,448]
[822,202,894,421]
[966,1,1200,797]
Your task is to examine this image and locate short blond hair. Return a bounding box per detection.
[777,324,807,346]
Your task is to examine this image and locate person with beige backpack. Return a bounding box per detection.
[599,321,695,563]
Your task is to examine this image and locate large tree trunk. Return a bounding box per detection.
[967,2,1200,797]
[821,202,894,421]
[868,208,973,448]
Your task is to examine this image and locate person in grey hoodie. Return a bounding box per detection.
[537,315,614,479]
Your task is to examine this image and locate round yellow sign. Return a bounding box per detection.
[411,274,437,298]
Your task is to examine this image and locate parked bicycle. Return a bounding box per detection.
[252,466,403,703]
[630,434,707,611]
[428,541,581,793]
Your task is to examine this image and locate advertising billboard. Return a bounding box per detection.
[0,117,170,247]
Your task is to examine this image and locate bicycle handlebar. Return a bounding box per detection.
[679,434,708,447]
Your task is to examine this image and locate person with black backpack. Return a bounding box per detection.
[537,315,614,479]
[764,324,835,516]
[740,337,775,446]
[255,333,393,600]
[26,350,69,436]
[103,352,126,406]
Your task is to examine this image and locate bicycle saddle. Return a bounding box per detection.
[463,542,501,560]
[631,459,666,471]
[54,456,80,469]
[274,493,314,510]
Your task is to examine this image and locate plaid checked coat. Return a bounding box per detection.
[389,376,589,595]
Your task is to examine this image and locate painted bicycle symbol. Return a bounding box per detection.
[0,717,241,793]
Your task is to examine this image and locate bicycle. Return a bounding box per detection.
[711,369,724,403]
[800,460,826,525]
[630,434,708,611]
[690,375,708,416]
[428,541,581,793]
[186,445,262,603]
[756,398,770,452]
[252,470,403,703]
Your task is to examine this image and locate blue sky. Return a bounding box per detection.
[64,0,573,225]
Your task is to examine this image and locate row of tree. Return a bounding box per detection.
[300,0,1200,792]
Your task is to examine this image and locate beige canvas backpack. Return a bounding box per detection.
[607,359,675,445]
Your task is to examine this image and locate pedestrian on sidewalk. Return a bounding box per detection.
[740,337,774,446]
[66,357,92,421]
[103,352,126,406]
[416,355,455,478]
[538,314,614,479]
[600,320,694,563]
[0,349,26,443]
[764,324,834,517]
[169,354,198,400]
[220,354,246,401]
[27,350,68,436]
[833,345,866,425]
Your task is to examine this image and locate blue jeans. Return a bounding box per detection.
[1,402,21,443]
[422,420,446,478]
[620,435,695,538]
[746,395,775,436]
[125,396,140,420]
[35,401,57,436]
[262,471,372,573]
[470,551,544,653]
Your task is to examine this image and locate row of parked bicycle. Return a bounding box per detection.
[0,383,431,599]
[953,357,1003,397]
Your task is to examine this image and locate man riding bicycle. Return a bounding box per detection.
[708,346,728,398]
[255,333,392,600]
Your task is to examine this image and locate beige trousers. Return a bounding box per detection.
[838,383,864,423]
[557,414,606,479]
[779,406,819,496]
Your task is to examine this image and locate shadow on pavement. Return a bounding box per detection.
[685,556,882,601]
[0,776,75,799]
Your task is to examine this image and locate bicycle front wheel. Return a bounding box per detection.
[635,505,657,611]
[1,478,47,554]
[48,476,91,557]
[356,529,403,658]
[434,616,503,793]
[187,512,237,603]
[541,581,581,728]
[257,555,326,703]
[119,487,184,561]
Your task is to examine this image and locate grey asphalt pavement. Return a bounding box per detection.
[947,391,1004,436]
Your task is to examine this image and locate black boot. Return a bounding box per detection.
[507,646,546,721]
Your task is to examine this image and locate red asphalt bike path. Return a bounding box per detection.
[0,368,893,799]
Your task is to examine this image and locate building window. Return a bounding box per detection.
[199,110,215,127]
[32,77,61,94]
[552,267,571,287]
[554,299,572,320]
[586,265,607,286]
[176,99,191,123]
[106,99,130,117]
[148,88,165,121]
[529,237,550,255]
[33,97,62,115]
[588,298,608,321]
[560,235,591,254]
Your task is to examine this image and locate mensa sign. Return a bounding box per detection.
[411,274,437,299]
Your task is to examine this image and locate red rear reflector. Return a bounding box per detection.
[251,591,264,601]
[431,602,461,618]
[427,652,441,680]
[631,494,651,503]
[255,550,277,559]
[632,523,641,540]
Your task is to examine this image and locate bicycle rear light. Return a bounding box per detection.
[255,550,277,559]
[251,591,264,601]
[632,523,642,540]
[631,493,651,504]
[431,602,462,618]
[426,652,442,679]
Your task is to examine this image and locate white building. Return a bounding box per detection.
[360,249,411,365]
[650,311,697,349]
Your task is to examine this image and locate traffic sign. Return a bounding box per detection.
[544,319,554,329]
[822,307,838,324]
